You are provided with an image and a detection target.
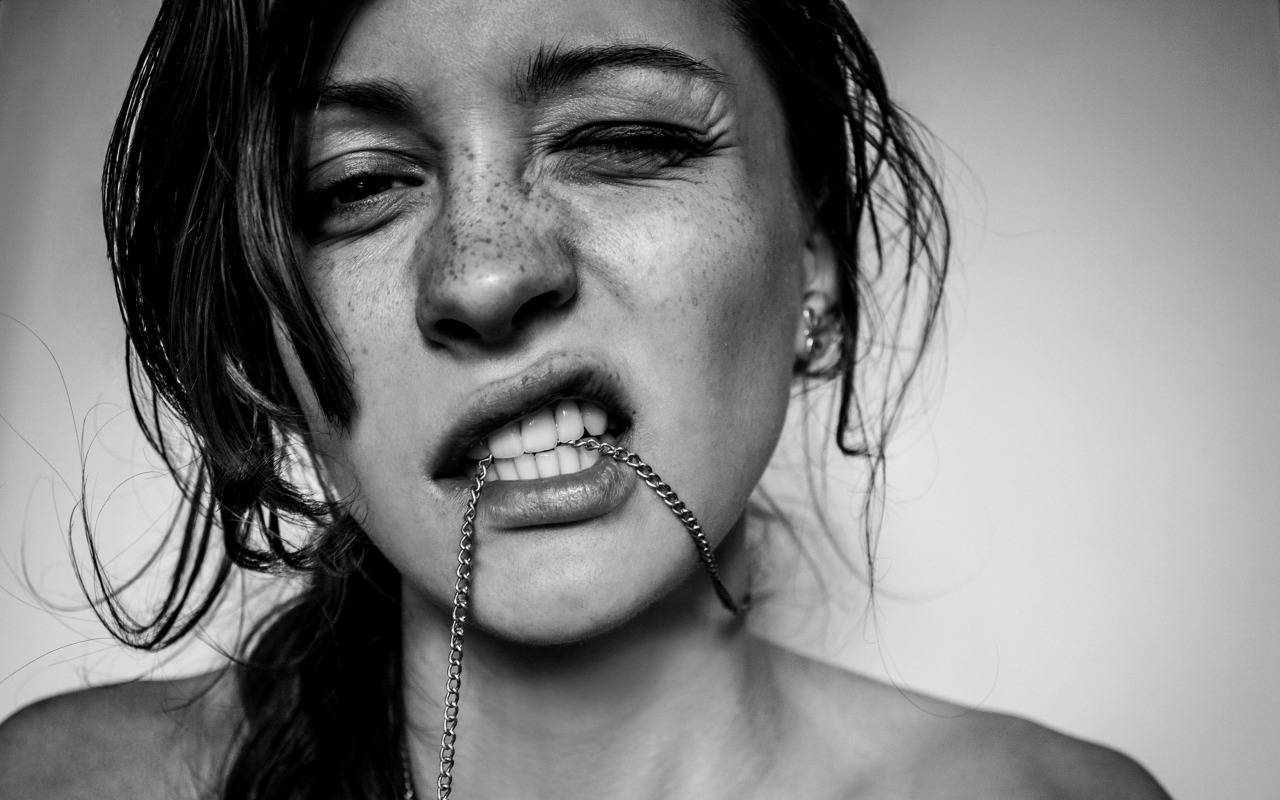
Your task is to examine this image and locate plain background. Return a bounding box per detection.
[1,1,1277,797]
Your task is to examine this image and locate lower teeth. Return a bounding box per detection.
[488,434,617,481]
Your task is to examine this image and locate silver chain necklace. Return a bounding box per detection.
[402,437,748,800]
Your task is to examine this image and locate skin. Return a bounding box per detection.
[0,1,1174,798]
[287,0,815,645]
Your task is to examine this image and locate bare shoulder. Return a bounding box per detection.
[912,705,1174,800]
[0,670,241,800]
[761,641,1172,800]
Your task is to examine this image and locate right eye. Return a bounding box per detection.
[328,174,401,205]
[301,153,426,239]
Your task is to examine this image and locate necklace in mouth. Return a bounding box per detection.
[422,438,749,800]
[464,398,627,481]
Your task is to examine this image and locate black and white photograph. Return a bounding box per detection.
[1,1,1275,798]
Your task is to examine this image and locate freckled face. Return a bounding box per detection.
[285,0,824,642]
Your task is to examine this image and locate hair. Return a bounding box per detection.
[95,0,948,797]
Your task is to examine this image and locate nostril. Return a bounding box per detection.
[416,232,580,349]
[432,317,482,344]
[511,289,575,332]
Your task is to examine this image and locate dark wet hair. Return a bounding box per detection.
[96,0,946,796]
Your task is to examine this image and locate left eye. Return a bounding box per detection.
[557,123,709,177]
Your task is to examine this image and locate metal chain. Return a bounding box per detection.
[433,454,492,800]
[563,438,749,616]
[405,440,749,800]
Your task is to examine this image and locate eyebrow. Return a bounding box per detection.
[308,78,418,120]
[516,43,727,103]
[303,43,725,118]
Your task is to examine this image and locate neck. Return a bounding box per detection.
[400,524,776,800]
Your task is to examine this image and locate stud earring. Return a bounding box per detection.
[797,295,838,373]
[802,305,822,362]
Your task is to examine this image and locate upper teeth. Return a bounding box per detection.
[467,400,615,481]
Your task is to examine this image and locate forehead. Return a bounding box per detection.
[325,0,750,91]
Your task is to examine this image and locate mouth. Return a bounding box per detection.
[432,359,640,528]
[432,358,634,482]
[464,398,628,481]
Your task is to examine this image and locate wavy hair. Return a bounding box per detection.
[95,0,948,796]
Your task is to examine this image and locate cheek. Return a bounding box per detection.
[597,182,803,400]
[572,179,806,535]
[270,240,423,511]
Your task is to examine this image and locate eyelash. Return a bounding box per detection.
[301,159,424,238]
[301,123,709,238]
[556,122,710,176]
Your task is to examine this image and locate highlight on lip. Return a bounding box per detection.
[465,399,620,481]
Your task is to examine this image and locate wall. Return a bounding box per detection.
[2,1,1277,797]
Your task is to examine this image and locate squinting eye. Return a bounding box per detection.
[558,123,710,178]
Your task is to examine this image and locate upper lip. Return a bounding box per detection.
[430,353,633,478]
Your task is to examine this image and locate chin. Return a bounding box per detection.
[460,523,698,647]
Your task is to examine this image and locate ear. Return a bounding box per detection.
[800,220,839,311]
[795,221,839,347]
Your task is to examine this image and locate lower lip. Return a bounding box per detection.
[466,453,638,529]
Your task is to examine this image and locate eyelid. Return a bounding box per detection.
[552,120,710,150]
[304,149,427,192]
[299,149,431,241]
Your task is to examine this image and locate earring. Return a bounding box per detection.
[797,295,838,372]
[802,306,822,362]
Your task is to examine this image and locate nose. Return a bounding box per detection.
[415,168,578,350]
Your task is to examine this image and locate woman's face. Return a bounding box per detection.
[284,0,831,642]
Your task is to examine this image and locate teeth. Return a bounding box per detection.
[489,421,524,460]
[581,402,607,436]
[553,399,584,442]
[555,443,580,474]
[521,406,558,453]
[493,458,519,481]
[535,450,559,478]
[513,453,539,480]
[476,399,620,482]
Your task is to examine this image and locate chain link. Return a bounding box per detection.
[564,438,749,616]
[406,440,749,800]
[433,454,491,800]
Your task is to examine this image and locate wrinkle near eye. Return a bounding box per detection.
[531,67,735,134]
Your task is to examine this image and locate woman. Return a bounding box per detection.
[0,0,1171,797]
